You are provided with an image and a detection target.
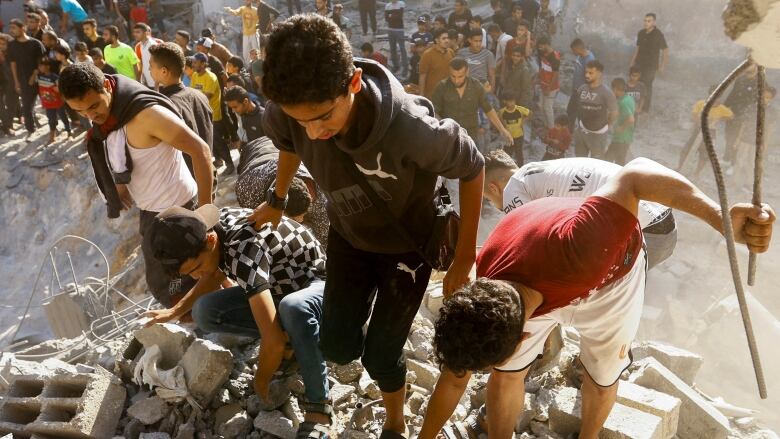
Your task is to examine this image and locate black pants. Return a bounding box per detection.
[0,81,16,131]
[212,119,234,167]
[20,85,38,134]
[506,136,524,166]
[639,67,656,112]
[359,1,377,34]
[320,229,432,393]
[140,198,198,306]
[566,93,578,132]
[45,107,71,132]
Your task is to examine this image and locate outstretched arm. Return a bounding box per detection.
[594,157,775,253]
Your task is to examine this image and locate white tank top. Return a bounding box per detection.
[107,128,198,212]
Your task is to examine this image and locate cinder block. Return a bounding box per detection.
[134,324,195,369]
[617,381,681,439]
[0,366,126,439]
[253,410,295,439]
[549,387,663,439]
[632,342,703,385]
[406,359,440,391]
[179,339,233,404]
[631,358,729,439]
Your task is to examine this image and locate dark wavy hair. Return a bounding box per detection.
[262,14,355,105]
[434,278,525,375]
[59,63,106,100]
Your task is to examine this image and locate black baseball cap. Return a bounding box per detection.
[146,204,220,272]
[201,28,214,38]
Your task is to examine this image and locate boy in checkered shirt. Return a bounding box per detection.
[144,201,333,437]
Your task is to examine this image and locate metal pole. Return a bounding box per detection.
[747,66,766,286]
[701,58,767,399]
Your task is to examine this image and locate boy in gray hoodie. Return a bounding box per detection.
[250,14,485,439]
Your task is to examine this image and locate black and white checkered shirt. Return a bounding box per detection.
[215,207,326,302]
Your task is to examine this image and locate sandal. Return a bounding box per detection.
[441,404,487,439]
[296,401,333,439]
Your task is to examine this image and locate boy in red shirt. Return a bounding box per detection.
[36,57,71,143]
[542,114,571,160]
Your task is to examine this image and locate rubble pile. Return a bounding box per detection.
[0,283,777,439]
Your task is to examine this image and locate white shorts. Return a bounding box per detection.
[495,249,647,386]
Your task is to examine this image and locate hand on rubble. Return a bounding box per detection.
[248,201,283,231]
[730,203,775,253]
[443,256,474,297]
[143,307,186,327]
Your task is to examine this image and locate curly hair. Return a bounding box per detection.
[262,14,355,105]
[434,278,525,375]
[286,177,312,218]
[59,63,106,100]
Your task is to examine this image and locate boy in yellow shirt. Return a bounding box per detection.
[498,91,531,165]
[225,0,260,62]
[190,52,235,173]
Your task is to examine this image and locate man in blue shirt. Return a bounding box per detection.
[55,0,88,41]
[567,37,595,130]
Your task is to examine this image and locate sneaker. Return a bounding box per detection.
[25,132,34,143]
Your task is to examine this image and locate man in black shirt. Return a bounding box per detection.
[25,13,45,41]
[82,19,107,51]
[630,12,668,112]
[225,85,264,143]
[151,42,214,154]
[7,19,45,141]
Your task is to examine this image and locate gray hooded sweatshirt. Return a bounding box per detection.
[263,59,484,254]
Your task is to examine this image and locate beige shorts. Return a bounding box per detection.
[495,249,647,386]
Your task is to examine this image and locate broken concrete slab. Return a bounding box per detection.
[515,393,538,433]
[333,361,364,383]
[331,383,357,406]
[0,366,126,439]
[616,381,681,439]
[217,409,252,438]
[549,387,663,439]
[358,370,382,400]
[632,342,703,385]
[425,286,445,316]
[127,396,171,425]
[254,410,296,439]
[179,339,233,404]
[406,359,440,391]
[630,358,729,439]
[134,324,195,370]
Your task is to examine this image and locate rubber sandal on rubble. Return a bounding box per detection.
[441,404,487,439]
[296,401,333,439]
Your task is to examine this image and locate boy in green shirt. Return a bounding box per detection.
[606,77,635,165]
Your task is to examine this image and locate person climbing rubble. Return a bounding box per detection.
[59,63,214,308]
[420,157,775,439]
[482,152,677,269]
[251,14,484,439]
[143,200,333,438]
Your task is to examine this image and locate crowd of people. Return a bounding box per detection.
[0,1,777,439]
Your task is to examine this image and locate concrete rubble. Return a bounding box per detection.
[0,283,777,438]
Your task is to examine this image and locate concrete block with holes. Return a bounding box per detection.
[0,365,126,438]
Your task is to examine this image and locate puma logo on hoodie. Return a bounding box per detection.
[356,152,398,180]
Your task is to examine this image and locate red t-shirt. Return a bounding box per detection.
[545,126,572,152]
[130,6,148,24]
[477,196,642,317]
[538,50,561,92]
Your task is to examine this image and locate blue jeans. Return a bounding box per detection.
[192,281,329,403]
[387,28,408,76]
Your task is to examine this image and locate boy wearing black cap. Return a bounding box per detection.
[145,203,333,437]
